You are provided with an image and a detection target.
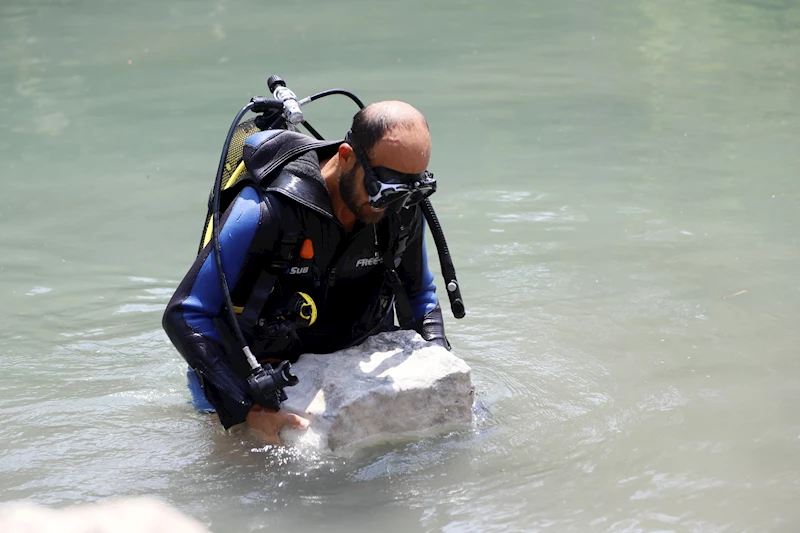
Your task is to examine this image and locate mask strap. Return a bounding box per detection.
[345,129,382,199]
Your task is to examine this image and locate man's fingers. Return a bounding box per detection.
[282,412,310,429]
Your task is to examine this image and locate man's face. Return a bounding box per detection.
[339,164,386,224]
[340,125,432,224]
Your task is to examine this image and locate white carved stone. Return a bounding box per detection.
[0,497,209,533]
[280,330,474,451]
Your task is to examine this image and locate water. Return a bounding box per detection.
[2,0,800,531]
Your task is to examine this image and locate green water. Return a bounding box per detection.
[2,0,800,531]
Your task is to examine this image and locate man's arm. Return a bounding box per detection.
[396,210,450,348]
[162,186,277,428]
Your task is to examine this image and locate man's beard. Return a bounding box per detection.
[339,166,386,224]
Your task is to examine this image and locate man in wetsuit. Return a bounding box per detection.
[163,101,448,442]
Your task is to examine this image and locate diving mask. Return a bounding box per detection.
[345,131,437,210]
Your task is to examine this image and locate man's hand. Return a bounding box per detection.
[245,404,309,445]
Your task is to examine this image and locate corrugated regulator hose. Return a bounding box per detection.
[421,199,466,319]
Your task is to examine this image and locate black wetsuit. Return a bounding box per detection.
[162,133,444,428]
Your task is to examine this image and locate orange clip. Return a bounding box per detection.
[299,238,314,259]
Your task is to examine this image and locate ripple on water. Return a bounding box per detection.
[113,303,166,314]
[25,286,53,296]
[489,209,588,225]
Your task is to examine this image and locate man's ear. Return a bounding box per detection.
[338,143,356,171]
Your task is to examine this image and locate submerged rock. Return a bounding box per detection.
[280,330,474,452]
[0,497,209,533]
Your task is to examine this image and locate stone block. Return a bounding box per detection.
[280,330,474,452]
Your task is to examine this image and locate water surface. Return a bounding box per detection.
[2,0,800,531]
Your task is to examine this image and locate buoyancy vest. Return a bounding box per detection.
[197,119,341,253]
[200,123,417,365]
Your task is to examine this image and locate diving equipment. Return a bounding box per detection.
[247,360,297,411]
[207,75,466,409]
[421,200,465,318]
[345,129,437,210]
[268,75,304,125]
[257,292,318,337]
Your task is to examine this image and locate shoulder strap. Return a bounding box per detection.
[382,218,415,329]
[238,270,277,335]
[238,235,304,335]
[266,169,333,220]
[243,130,340,184]
[237,195,304,335]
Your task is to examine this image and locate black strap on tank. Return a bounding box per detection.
[238,270,277,335]
[238,235,301,335]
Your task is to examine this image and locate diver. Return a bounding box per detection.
[162,100,453,442]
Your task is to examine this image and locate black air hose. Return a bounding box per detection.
[421,199,465,318]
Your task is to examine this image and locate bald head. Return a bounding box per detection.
[326,101,432,228]
[349,100,431,174]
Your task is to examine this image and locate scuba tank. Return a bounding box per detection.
[206,75,466,410]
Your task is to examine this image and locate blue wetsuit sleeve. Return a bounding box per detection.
[163,186,277,428]
[178,189,261,342]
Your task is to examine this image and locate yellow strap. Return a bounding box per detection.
[202,217,214,249]
[202,161,249,248]
[224,161,247,191]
